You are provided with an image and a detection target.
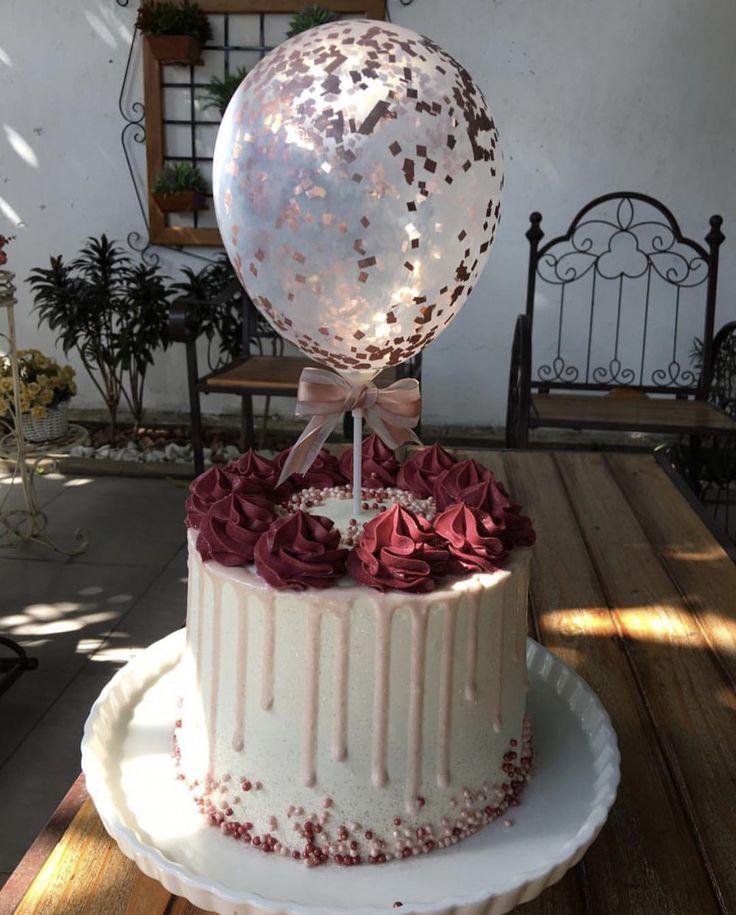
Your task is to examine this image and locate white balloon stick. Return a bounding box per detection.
[352,409,363,519]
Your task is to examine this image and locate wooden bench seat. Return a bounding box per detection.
[531,392,736,436]
[201,356,404,395]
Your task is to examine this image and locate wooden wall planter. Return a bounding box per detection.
[152,191,208,214]
[142,0,386,248]
[145,34,204,65]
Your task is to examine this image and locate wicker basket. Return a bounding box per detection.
[22,400,70,443]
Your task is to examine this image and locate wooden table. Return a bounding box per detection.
[2,451,735,915]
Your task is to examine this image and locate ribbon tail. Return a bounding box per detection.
[276,414,339,486]
[364,411,423,451]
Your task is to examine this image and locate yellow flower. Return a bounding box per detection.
[39,388,54,405]
[68,381,77,395]
[31,405,47,419]
[0,397,9,414]
[19,397,31,413]
[27,381,41,396]
[0,378,13,393]
[36,373,49,387]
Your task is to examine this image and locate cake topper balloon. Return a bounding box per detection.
[213,19,503,515]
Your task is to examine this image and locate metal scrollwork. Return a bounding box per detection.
[651,361,697,388]
[117,18,157,263]
[533,194,715,390]
[537,197,710,289]
[537,356,579,384]
[592,359,636,386]
[0,271,88,555]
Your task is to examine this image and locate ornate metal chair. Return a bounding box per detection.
[0,636,38,696]
[170,272,421,476]
[506,192,736,472]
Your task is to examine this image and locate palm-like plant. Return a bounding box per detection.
[27,236,172,432]
[200,68,248,116]
[174,254,243,368]
[286,5,340,37]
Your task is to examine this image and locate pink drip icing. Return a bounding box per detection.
[406,604,428,816]
[232,594,248,752]
[302,605,322,787]
[492,586,505,734]
[207,588,223,778]
[194,563,206,695]
[515,567,530,690]
[464,588,481,702]
[260,593,275,710]
[371,605,394,788]
[330,604,350,763]
[437,603,456,788]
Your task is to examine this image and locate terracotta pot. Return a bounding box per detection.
[145,34,203,66]
[152,191,207,214]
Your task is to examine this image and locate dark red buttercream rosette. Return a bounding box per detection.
[197,492,277,566]
[273,446,346,489]
[338,433,400,487]
[347,503,448,592]
[434,503,508,574]
[224,448,293,500]
[185,464,263,528]
[457,479,536,549]
[254,510,348,590]
[397,443,456,499]
[432,459,495,511]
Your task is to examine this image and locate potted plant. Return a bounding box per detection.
[0,234,14,268]
[200,67,248,117]
[27,235,172,435]
[286,5,340,37]
[152,162,208,214]
[135,0,213,66]
[0,349,77,443]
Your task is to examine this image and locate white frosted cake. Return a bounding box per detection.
[176,440,535,866]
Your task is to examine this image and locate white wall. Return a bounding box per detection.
[3,0,736,427]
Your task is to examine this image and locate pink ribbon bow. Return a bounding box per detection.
[276,367,422,485]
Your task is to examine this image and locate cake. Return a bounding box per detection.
[176,438,535,866]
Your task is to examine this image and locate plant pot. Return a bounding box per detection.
[145,34,203,66]
[152,191,207,215]
[22,401,70,444]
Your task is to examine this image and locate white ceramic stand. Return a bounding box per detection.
[82,630,619,915]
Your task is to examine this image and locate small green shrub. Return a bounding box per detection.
[153,162,207,196]
[136,0,213,42]
[200,67,248,115]
[286,5,340,37]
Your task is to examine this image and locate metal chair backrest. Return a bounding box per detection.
[525,192,724,398]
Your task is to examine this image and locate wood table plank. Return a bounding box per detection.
[606,452,736,685]
[554,451,735,911]
[500,450,722,915]
[12,799,171,915]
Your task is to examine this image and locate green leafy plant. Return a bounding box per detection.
[174,255,243,366]
[27,236,172,433]
[286,5,340,37]
[153,162,207,196]
[135,0,213,41]
[200,67,248,116]
[690,336,736,414]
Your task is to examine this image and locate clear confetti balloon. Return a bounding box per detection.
[213,19,503,378]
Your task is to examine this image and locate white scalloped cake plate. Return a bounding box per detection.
[81,630,619,915]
